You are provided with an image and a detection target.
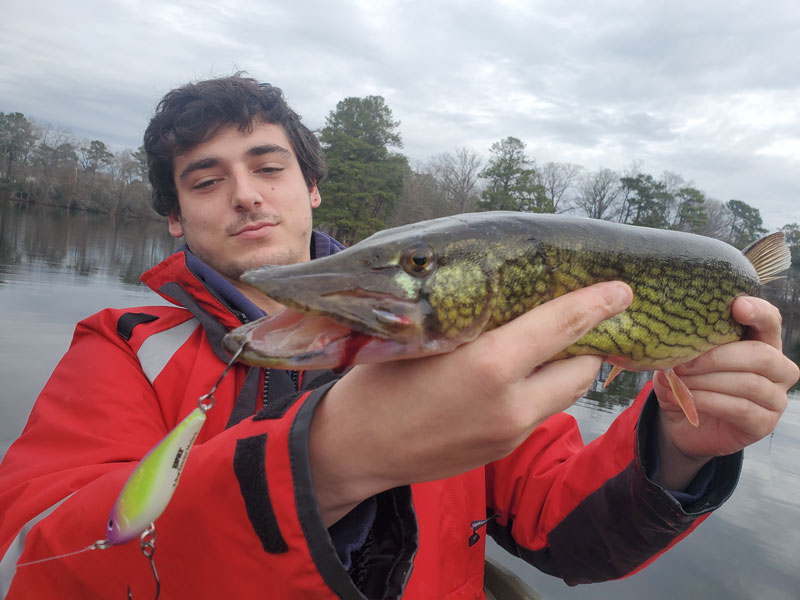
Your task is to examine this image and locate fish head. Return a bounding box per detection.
[224,216,502,369]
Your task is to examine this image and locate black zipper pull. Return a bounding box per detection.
[469,513,500,547]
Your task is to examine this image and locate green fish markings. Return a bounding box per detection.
[224,211,791,426]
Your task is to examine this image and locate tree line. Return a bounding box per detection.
[1,103,797,261]
[0,111,150,217]
[310,99,798,268]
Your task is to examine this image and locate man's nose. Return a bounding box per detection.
[230,170,262,210]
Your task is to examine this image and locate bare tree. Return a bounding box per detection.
[660,170,685,226]
[660,170,685,194]
[389,164,447,227]
[30,124,78,203]
[574,168,620,220]
[699,198,731,240]
[108,149,143,215]
[427,147,483,214]
[538,162,582,213]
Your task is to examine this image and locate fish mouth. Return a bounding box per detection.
[223,284,433,369]
[224,308,358,369]
[223,303,427,370]
[223,255,461,369]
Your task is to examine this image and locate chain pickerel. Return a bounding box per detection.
[223,212,791,426]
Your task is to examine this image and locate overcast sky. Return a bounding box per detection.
[2,0,798,230]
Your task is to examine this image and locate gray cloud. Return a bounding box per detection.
[1,0,798,229]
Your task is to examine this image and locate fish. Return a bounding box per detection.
[223,211,791,425]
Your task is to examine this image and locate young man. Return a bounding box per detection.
[0,75,797,599]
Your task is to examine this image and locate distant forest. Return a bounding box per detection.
[1,103,798,312]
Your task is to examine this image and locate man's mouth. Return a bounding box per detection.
[232,222,277,238]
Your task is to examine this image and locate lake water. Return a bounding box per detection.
[1,201,798,599]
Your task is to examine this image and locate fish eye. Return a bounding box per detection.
[402,242,435,276]
[107,518,114,531]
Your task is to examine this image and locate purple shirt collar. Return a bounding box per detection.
[180,230,345,323]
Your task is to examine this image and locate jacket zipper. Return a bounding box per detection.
[262,368,300,408]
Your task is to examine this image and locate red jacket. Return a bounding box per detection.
[0,246,742,599]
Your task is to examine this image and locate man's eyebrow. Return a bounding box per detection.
[247,144,292,158]
[177,145,292,182]
[177,157,218,182]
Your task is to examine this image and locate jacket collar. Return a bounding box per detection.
[141,230,345,328]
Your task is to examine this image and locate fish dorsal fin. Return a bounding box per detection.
[742,231,792,284]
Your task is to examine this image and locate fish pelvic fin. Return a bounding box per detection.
[664,368,699,427]
[603,364,625,388]
[742,231,791,284]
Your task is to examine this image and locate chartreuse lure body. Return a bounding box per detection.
[105,406,206,545]
[15,404,212,600]
[103,344,245,549]
[15,347,245,599]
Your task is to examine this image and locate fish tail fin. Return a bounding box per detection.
[742,232,792,284]
[603,364,625,388]
[663,368,700,427]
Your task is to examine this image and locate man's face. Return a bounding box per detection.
[170,121,321,282]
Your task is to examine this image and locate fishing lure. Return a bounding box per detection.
[16,344,245,598]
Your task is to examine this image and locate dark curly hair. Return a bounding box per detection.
[143,74,327,216]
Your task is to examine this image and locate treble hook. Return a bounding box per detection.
[126,524,160,600]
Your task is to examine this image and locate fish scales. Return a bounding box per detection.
[507,232,753,368]
[226,211,783,373]
[422,215,759,370]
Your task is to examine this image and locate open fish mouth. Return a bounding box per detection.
[222,253,454,369]
[222,292,436,370]
[223,308,364,369]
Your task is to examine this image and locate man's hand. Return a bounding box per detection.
[310,281,633,525]
[653,296,800,491]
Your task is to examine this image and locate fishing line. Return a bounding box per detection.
[15,541,105,567]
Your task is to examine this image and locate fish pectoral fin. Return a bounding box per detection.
[603,364,625,388]
[663,368,700,427]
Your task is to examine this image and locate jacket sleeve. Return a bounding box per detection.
[485,382,743,585]
[0,310,415,599]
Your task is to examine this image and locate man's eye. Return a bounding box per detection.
[258,166,283,174]
[193,178,219,189]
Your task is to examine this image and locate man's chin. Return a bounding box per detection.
[226,251,306,279]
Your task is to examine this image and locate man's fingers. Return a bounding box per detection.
[476,281,632,382]
[657,369,787,412]
[676,341,795,385]
[731,296,783,349]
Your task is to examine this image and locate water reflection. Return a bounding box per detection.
[0,201,178,455]
[1,201,799,599]
[0,201,176,287]
[583,364,651,411]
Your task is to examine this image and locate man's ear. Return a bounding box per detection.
[309,180,322,209]
[167,212,184,238]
